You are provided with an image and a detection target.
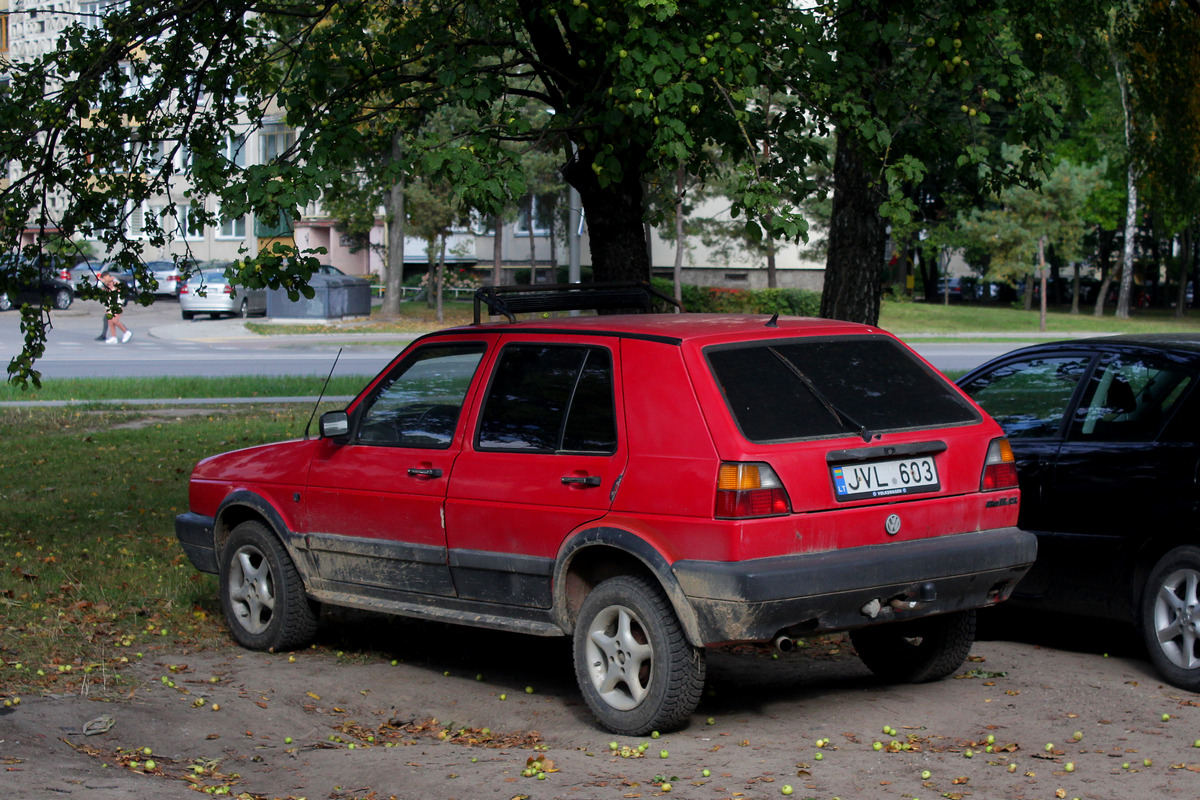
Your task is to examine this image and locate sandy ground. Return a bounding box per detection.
[2,609,1199,800]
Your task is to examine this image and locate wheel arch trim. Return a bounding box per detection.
[552,526,705,648]
[214,490,297,561]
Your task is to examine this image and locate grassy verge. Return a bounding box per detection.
[879,301,1200,336]
[0,375,372,403]
[0,404,341,696]
[246,301,476,335]
[243,296,1200,338]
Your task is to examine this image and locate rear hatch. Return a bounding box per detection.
[698,334,1006,522]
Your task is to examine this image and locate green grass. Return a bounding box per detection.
[0,374,372,403]
[879,301,1200,336]
[0,404,340,695]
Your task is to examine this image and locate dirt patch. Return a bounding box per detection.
[2,611,1198,800]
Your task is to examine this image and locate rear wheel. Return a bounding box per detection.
[0,293,10,311]
[53,288,72,310]
[218,521,318,651]
[850,610,976,683]
[1140,546,1200,691]
[573,575,705,735]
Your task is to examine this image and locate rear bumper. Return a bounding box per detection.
[672,527,1036,644]
[175,511,218,574]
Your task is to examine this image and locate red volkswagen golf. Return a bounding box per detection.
[177,284,1034,734]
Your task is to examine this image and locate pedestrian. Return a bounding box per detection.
[100,271,132,343]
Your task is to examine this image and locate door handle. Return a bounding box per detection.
[408,467,443,478]
[561,475,601,487]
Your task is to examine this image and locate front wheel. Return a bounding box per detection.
[0,293,11,311]
[1140,546,1200,691]
[53,288,73,310]
[218,521,319,651]
[573,575,705,736]
[850,610,976,684]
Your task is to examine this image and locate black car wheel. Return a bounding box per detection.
[181,309,194,320]
[1140,546,1200,691]
[219,521,319,652]
[573,575,705,735]
[850,610,976,683]
[53,288,72,310]
[238,298,249,318]
[0,293,10,312]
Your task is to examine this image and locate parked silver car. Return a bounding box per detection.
[178,267,267,320]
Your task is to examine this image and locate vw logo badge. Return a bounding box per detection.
[885,514,902,536]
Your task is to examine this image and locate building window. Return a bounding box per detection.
[223,134,247,168]
[259,130,295,163]
[217,203,247,239]
[176,204,205,241]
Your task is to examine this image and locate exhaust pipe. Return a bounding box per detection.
[773,634,795,653]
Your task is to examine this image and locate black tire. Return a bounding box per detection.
[53,288,73,310]
[1139,545,1200,691]
[181,309,194,320]
[850,610,976,684]
[573,575,705,735]
[218,520,319,651]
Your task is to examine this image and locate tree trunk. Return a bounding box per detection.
[673,165,685,307]
[821,130,887,324]
[527,194,537,281]
[381,135,405,317]
[491,212,502,288]
[1022,272,1034,311]
[1094,227,1116,316]
[1176,229,1191,318]
[1037,235,1048,332]
[1115,56,1138,320]
[435,235,446,324]
[1071,262,1081,314]
[563,148,651,284]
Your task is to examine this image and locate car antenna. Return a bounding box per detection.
[765,313,779,328]
[304,348,343,440]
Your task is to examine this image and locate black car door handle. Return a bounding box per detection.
[561,475,602,487]
[408,467,443,478]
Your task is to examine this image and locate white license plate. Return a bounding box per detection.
[831,456,940,501]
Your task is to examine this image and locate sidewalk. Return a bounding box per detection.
[148,317,424,345]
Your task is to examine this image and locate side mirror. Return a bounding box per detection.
[319,410,350,440]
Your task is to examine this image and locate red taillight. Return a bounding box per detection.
[981,437,1019,491]
[223,285,232,294]
[179,284,189,294]
[715,462,791,519]
[58,268,71,281]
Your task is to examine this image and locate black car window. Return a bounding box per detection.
[355,343,486,448]
[960,356,1091,439]
[707,336,978,442]
[477,345,617,453]
[1069,355,1194,442]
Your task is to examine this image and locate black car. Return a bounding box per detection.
[958,334,1200,690]
[0,254,74,311]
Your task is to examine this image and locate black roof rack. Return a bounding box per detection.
[473,281,683,324]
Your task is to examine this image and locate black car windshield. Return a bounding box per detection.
[707,336,979,442]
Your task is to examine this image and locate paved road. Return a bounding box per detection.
[0,298,403,380]
[0,298,1054,380]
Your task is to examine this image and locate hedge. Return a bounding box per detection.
[651,278,822,317]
